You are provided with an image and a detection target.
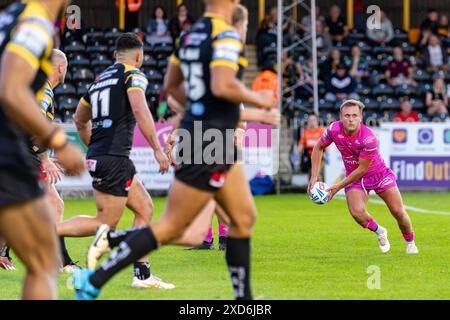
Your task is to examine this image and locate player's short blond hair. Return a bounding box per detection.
[232,4,248,26]
[339,99,365,113]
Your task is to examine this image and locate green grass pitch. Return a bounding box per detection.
[1,192,450,300]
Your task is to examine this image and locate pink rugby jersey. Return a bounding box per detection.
[320,121,387,177]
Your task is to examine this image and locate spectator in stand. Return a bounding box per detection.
[168,3,194,43]
[366,10,394,46]
[423,34,449,72]
[256,17,277,69]
[324,5,349,45]
[321,47,342,79]
[353,0,365,32]
[439,15,449,38]
[385,46,417,87]
[426,78,449,115]
[325,64,359,102]
[298,114,324,176]
[344,45,369,83]
[146,6,172,46]
[300,5,325,36]
[308,20,332,59]
[421,9,440,36]
[393,98,419,122]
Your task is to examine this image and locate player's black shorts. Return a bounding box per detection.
[0,163,44,207]
[175,163,234,193]
[86,155,136,197]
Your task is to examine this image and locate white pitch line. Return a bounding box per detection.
[336,196,450,216]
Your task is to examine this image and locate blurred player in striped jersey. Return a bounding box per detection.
[1,48,79,272]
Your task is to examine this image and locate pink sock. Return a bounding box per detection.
[402,232,414,242]
[365,218,379,232]
[204,228,213,243]
[219,224,228,238]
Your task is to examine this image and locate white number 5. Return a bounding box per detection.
[181,63,205,101]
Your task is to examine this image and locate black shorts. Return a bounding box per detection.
[86,155,136,197]
[0,163,44,207]
[175,163,234,193]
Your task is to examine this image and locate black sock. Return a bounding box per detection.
[1,246,11,259]
[226,237,252,300]
[107,228,139,248]
[59,237,73,266]
[90,226,158,289]
[133,262,151,280]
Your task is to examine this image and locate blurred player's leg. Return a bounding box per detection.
[125,176,174,288]
[0,241,15,270]
[45,182,78,272]
[0,197,59,299]
[345,188,390,253]
[56,190,128,237]
[216,204,229,251]
[214,163,256,300]
[174,199,216,247]
[75,180,213,299]
[377,187,418,254]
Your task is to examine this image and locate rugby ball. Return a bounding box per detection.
[309,181,331,204]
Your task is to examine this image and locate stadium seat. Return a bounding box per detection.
[318,99,334,112]
[380,97,401,111]
[146,83,163,97]
[409,98,425,111]
[418,83,432,96]
[372,83,394,97]
[65,71,72,82]
[105,28,120,45]
[363,111,381,126]
[76,83,90,97]
[395,84,417,97]
[400,42,415,55]
[413,69,432,82]
[58,96,78,111]
[355,83,371,96]
[356,41,371,54]
[73,68,95,83]
[373,45,393,55]
[157,59,168,70]
[394,29,408,42]
[87,43,109,56]
[153,44,174,58]
[348,29,366,43]
[142,54,157,68]
[69,54,90,71]
[361,97,379,110]
[432,70,450,81]
[145,69,163,83]
[54,83,77,98]
[91,55,112,71]
[64,41,86,57]
[85,30,104,44]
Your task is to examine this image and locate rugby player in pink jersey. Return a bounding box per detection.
[308,100,418,254]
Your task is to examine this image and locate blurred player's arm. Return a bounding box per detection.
[239,108,280,126]
[164,60,186,106]
[211,66,275,109]
[74,98,92,146]
[128,89,169,173]
[326,157,372,201]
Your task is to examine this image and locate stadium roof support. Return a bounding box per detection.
[277,0,319,115]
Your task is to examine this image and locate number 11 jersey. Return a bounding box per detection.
[80,63,148,158]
